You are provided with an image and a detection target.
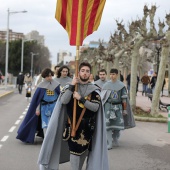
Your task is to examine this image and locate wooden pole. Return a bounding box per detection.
[71,46,79,137]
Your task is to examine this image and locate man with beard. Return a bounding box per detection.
[38,62,109,170]
[54,65,72,90]
[94,69,107,89]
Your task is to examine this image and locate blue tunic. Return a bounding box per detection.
[16,86,60,143]
[41,90,59,128]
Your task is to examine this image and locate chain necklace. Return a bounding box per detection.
[79,84,89,97]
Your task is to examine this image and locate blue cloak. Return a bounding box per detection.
[16,87,60,143]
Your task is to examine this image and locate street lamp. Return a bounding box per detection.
[30,52,39,78]
[21,38,33,72]
[5,8,27,89]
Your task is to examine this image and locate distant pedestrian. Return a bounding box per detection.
[141,72,150,96]
[120,71,124,82]
[126,71,139,95]
[26,83,32,102]
[150,72,157,93]
[16,72,24,94]
[126,71,131,93]
[161,79,166,96]
[24,73,33,89]
[54,65,60,78]
[136,75,140,95]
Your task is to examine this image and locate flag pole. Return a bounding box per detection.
[71,46,79,137]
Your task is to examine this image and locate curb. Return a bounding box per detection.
[134,116,167,123]
[0,91,14,98]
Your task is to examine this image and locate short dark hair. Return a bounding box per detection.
[79,62,91,72]
[110,68,118,74]
[41,68,54,78]
[54,65,60,70]
[99,69,107,75]
[57,65,70,78]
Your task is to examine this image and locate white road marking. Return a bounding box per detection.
[1,136,9,142]
[15,120,21,125]
[0,144,2,149]
[22,111,27,115]
[25,108,28,111]
[19,115,24,119]
[9,126,16,132]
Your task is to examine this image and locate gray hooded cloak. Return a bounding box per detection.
[38,79,60,91]
[94,79,107,89]
[54,77,72,89]
[101,80,135,129]
[38,83,109,170]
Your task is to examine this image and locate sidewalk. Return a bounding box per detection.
[136,91,169,118]
[0,84,15,98]
[137,83,170,118]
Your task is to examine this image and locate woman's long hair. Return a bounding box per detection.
[57,65,70,78]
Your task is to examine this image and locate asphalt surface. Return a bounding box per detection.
[0,90,170,170]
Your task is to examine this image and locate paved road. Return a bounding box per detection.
[0,92,170,170]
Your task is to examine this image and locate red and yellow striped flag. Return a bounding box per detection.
[55,0,106,46]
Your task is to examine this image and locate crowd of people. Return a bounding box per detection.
[15,63,166,170]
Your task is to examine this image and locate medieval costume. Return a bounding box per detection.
[38,83,109,170]
[16,79,60,143]
[101,80,135,149]
[94,79,107,89]
[54,76,72,90]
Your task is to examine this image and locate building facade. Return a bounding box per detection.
[0,29,24,42]
[25,30,44,45]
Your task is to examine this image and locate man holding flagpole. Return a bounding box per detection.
[38,0,108,169]
[38,62,109,170]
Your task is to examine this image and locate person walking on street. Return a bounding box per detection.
[150,72,157,93]
[141,72,150,96]
[16,72,24,94]
[54,65,60,78]
[16,68,60,143]
[94,69,107,89]
[24,73,33,88]
[25,83,32,102]
[120,71,124,82]
[162,78,166,96]
[126,71,131,94]
[101,68,135,149]
[54,65,72,90]
[38,62,109,170]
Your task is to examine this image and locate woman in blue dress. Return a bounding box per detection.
[16,68,60,143]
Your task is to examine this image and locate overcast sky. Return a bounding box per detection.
[1,0,170,65]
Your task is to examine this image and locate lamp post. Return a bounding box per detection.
[21,38,33,72]
[5,8,27,89]
[30,52,39,78]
